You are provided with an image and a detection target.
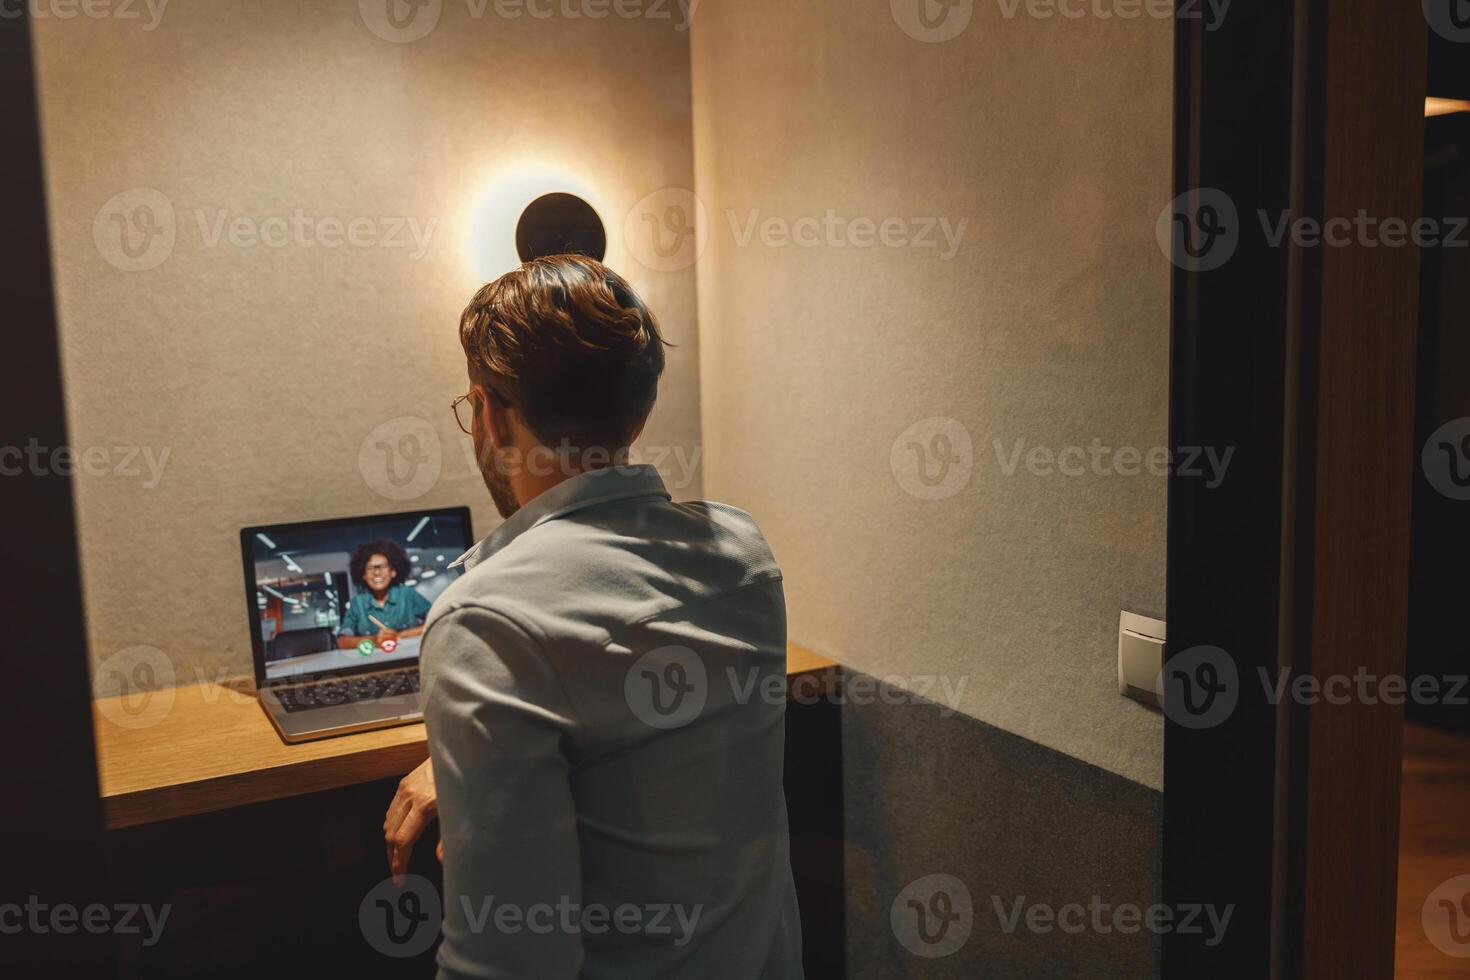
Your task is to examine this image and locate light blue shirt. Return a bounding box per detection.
[421,465,803,979]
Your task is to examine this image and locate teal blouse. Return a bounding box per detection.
[338,582,431,636]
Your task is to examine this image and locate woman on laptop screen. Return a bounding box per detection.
[335,539,432,652]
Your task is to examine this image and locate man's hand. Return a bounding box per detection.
[375,626,399,648]
[384,758,437,885]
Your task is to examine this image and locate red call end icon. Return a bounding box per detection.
[380,638,398,654]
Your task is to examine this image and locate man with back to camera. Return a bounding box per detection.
[380,254,804,978]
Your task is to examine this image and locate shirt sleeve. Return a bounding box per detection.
[408,587,433,625]
[422,605,582,980]
[337,595,364,636]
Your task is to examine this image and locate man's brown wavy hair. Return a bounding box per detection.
[458,254,667,453]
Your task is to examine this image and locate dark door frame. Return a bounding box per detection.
[1162,0,1295,974]
[1163,1,1426,978]
[1,8,115,976]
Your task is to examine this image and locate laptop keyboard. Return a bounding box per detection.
[272,669,421,714]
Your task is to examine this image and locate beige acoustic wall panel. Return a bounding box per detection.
[689,0,1173,787]
[33,0,701,686]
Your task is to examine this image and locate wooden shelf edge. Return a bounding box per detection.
[97,643,840,830]
[103,739,430,829]
[787,643,839,675]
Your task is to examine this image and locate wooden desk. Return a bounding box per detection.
[93,644,838,830]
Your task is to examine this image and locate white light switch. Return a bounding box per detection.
[1118,611,1165,708]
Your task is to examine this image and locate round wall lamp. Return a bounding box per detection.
[514,192,606,262]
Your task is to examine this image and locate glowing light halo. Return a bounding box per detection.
[463,161,607,285]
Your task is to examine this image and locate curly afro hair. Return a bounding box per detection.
[350,539,413,590]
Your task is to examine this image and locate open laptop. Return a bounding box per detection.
[240,506,473,743]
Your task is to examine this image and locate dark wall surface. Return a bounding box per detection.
[841,671,1162,979]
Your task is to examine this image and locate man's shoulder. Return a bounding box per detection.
[522,494,776,568]
[676,497,761,530]
[670,495,775,546]
[672,498,781,577]
[424,495,780,635]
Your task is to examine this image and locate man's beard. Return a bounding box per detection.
[474,432,520,519]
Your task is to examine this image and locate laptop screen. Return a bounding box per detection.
[241,508,473,683]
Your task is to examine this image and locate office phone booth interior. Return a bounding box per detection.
[8,0,1437,976]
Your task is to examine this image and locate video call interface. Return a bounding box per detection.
[248,512,469,681]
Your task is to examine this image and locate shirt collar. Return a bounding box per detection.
[449,464,671,572]
[362,583,403,607]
